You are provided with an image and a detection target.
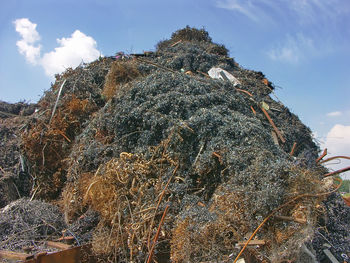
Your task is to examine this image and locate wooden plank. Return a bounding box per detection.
[0,250,33,260]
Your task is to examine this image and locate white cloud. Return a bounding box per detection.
[323,124,350,179]
[14,18,101,76]
[325,124,350,155]
[13,18,41,64]
[267,34,314,63]
[41,30,101,76]
[326,111,342,117]
[13,18,40,43]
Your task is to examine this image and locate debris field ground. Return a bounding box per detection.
[0,27,349,263]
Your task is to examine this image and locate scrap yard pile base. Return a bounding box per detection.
[0,27,349,263]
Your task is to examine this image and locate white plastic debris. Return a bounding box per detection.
[261,101,270,111]
[208,67,240,86]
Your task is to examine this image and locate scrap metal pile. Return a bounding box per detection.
[1,27,349,263]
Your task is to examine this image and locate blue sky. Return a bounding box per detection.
[1,0,349,177]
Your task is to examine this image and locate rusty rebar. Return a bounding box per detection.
[146,205,169,263]
[260,107,286,143]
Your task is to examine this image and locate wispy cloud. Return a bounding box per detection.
[216,0,258,21]
[216,0,349,64]
[288,0,349,25]
[14,18,101,77]
[267,34,315,63]
[215,0,349,25]
[326,111,342,117]
[13,18,41,65]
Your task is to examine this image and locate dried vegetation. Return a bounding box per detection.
[102,60,141,100]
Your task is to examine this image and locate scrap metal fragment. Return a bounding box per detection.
[316,148,327,163]
[236,240,266,247]
[290,142,297,156]
[271,131,279,146]
[261,107,286,143]
[323,248,340,263]
[25,245,93,263]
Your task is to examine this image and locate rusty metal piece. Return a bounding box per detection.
[170,39,182,47]
[250,106,256,115]
[316,148,327,163]
[343,196,350,207]
[35,252,48,261]
[147,205,170,263]
[47,241,72,250]
[236,88,253,97]
[197,201,206,207]
[324,166,350,177]
[320,155,350,164]
[197,71,210,78]
[236,240,266,247]
[260,107,286,143]
[290,142,297,156]
[212,151,223,164]
[25,245,93,263]
[0,250,34,261]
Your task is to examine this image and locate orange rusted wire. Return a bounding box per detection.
[146,205,170,263]
[316,148,327,163]
[260,107,286,143]
[250,106,256,115]
[320,155,350,164]
[323,166,350,177]
[212,152,221,159]
[236,88,253,97]
[289,142,297,156]
[233,177,342,263]
[57,130,71,142]
[212,152,223,164]
[147,165,178,250]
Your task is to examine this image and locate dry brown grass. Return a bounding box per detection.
[21,95,96,200]
[102,61,140,100]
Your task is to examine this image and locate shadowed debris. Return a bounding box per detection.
[0,198,65,251]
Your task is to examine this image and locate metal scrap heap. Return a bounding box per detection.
[1,27,349,263]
